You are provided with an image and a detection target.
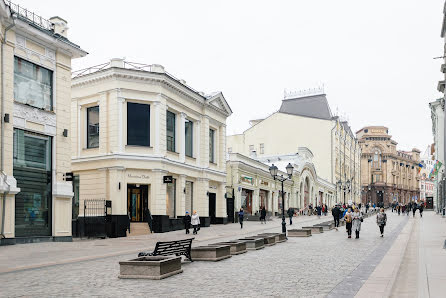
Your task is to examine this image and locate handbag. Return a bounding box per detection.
[360,218,363,222]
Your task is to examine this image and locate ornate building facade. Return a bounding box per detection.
[357,126,421,206]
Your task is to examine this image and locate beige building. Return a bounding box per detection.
[227,91,361,207]
[226,147,335,218]
[357,126,421,206]
[71,59,232,235]
[0,2,87,245]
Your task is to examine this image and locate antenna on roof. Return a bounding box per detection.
[284,84,325,100]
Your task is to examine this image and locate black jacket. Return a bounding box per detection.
[332,206,341,219]
[287,208,294,217]
[183,215,191,226]
[260,208,267,218]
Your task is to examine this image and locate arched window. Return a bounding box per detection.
[372,148,381,168]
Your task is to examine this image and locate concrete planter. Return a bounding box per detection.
[260,232,287,243]
[118,256,182,280]
[238,238,264,250]
[210,241,247,255]
[314,223,334,231]
[256,234,276,246]
[302,226,324,234]
[191,245,232,261]
[288,229,312,237]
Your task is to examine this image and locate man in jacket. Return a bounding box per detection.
[287,207,294,225]
[332,204,341,231]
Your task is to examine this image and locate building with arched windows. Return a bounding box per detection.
[357,126,421,206]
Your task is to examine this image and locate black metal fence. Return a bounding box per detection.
[83,199,111,238]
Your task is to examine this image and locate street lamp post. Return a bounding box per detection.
[337,179,351,205]
[269,163,294,234]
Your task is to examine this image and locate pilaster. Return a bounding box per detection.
[179,113,186,162]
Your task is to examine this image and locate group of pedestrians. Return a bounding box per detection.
[182,211,201,234]
[392,201,424,217]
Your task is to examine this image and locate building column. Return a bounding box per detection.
[216,182,227,219]
[196,178,209,216]
[253,189,260,214]
[267,190,272,213]
[179,113,186,162]
[219,125,226,172]
[150,169,168,215]
[177,175,186,217]
[117,96,125,153]
[202,116,210,168]
[272,190,279,215]
[195,119,201,166]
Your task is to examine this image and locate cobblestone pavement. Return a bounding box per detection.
[0,212,407,297]
[0,214,336,273]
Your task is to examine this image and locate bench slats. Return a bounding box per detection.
[138,238,194,261]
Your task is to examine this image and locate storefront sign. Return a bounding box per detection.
[163,176,173,183]
[260,180,268,187]
[240,175,254,185]
[128,173,150,179]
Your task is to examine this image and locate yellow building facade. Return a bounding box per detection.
[357,126,421,206]
[0,2,86,245]
[71,59,232,235]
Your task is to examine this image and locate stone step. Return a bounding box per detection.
[127,223,151,236]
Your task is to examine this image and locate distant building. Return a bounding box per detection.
[227,91,361,207]
[357,127,421,206]
[420,145,434,208]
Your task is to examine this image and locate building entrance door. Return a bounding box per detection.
[226,197,234,223]
[127,184,148,222]
[209,193,216,224]
[241,189,253,214]
[426,197,433,209]
[377,191,384,206]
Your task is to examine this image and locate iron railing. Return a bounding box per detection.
[4,1,53,31]
[83,199,111,238]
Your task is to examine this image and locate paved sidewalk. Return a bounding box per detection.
[356,211,446,298]
[0,214,332,274]
[0,211,405,297]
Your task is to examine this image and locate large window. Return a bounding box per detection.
[209,129,215,163]
[185,119,193,157]
[372,149,382,168]
[13,129,52,237]
[166,111,176,152]
[127,102,150,146]
[14,56,53,111]
[87,106,99,148]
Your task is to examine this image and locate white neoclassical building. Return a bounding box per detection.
[71,59,232,236]
[227,90,360,207]
[226,147,335,219]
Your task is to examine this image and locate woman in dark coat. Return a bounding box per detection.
[239,208,244,229]
[260,206,267,224]
[183,211,191,234]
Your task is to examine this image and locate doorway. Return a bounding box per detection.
[226,196,234,223]
[426,197,433,209]
[209,193,216,224]
[241,189,253,214]
[127,184,149,222]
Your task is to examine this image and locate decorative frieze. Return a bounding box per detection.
[13,103,56,135]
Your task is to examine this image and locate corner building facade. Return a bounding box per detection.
[0,2,86,244]
[357,126,421,206]
[71,59,232,235]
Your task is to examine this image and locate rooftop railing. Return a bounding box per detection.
[5,1,53,31]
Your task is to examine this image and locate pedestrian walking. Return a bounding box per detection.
[345,208,353,238]
[308,204,313,216]
[419,203,424,218]
[145,208,153,233]
[316,205,322,218]
[412,202,417,218]
[191,211,200,235]
[287,207,294,225]
[366,203,369,214]
[183,211,191,234]
[239,208,244,229]
[332,204,341,230]
[376,208,387,237]
[352,208,363,239]
[397,204,401,215]
[260,206,267,224]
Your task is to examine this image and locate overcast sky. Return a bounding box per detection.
[16,0,445,152]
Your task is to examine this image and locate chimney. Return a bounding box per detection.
[49,16,68,38]
[110,58,125,68]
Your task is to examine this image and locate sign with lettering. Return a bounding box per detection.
[163,176,173,183]
[127,173,150,179]
[240,175,254,185]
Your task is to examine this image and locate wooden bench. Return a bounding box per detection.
[138,238,194,261]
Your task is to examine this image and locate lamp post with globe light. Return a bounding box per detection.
[269,163,294,234]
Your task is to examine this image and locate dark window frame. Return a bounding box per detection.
[86,106,99,149]
[166,111,176,152]
[127,102,151,147]
[209,128,215,163]
[185,119,193,157]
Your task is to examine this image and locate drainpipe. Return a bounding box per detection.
[0,19,15,239]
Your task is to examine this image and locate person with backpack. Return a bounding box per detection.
[332,204,341,231]
[345,208,353,238]
[412,202,418,218]
[239,208,244,229]
[376,208,387,237]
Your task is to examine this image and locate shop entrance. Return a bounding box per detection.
[209,193,216,224]
[426,197,433,209]
[127,184,149,222]
[241,189,253,214]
